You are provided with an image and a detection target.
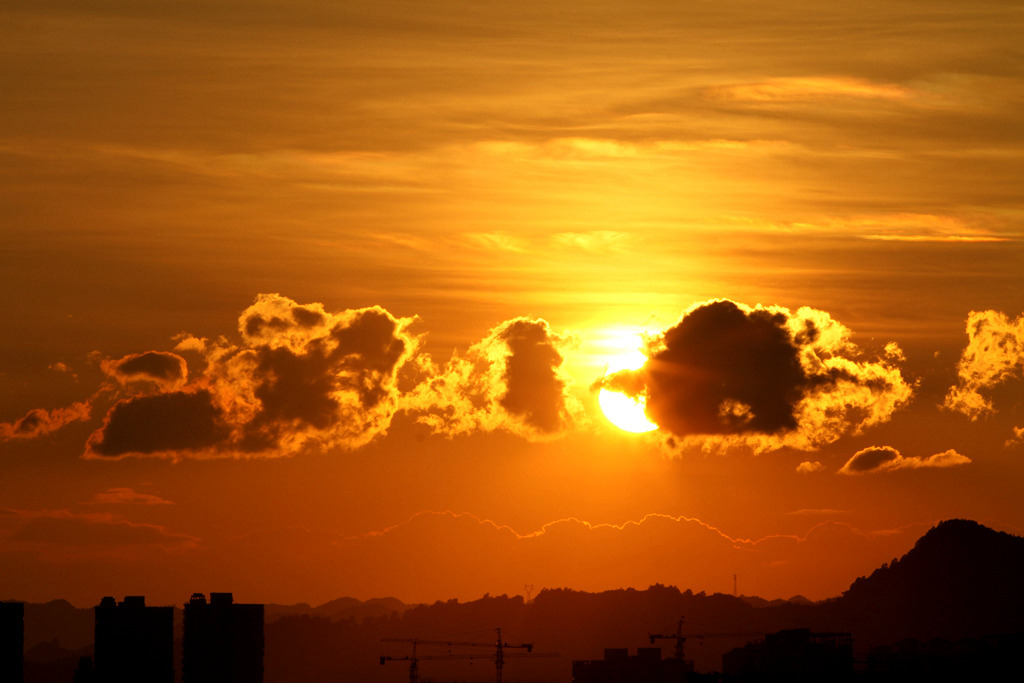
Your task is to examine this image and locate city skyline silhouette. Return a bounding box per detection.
[5,520,1024,681]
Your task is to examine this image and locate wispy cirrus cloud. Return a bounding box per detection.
[841,213,1011,243]
[86,488,173,506]
[1,508,197,559]
[711,77,912,103]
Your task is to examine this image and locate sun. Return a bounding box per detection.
[598,350,658,433]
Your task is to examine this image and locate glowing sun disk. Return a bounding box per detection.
[598,349,657,433]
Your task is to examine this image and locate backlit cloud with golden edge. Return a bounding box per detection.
[8,295,918,458]
[323,510,925,601]
[101,351,188,391]
[839,446,971,475]
[944,310,1024,419]
[60,295,582,458]
[86,294,419,459]
[596,299,914,452]
[0,401,93,441]
[404,317,582,440]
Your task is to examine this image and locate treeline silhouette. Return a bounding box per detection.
[12,519,1024,682]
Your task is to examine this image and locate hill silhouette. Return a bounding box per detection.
[265,596,410,623]
[825,519,1024,642]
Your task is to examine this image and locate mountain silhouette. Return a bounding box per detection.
[826,519,1024,643]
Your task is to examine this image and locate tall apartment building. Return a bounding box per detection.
[93,596,174,683]
[183,592,264,683]
[0,601,24,683]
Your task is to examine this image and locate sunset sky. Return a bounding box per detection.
[2,0,1023,609]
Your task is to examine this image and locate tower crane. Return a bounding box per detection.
[381,640,498,683]
[650,616,764,661]
[650,616,688,659]
[381,628,540,683]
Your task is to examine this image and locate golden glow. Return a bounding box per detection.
[598,349,657,433]
[599,389,657,433]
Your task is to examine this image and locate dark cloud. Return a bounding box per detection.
[249,346,339,431]
[839,446,971,475]
[228,299,415,454]
[839,446,901,474]
[644,300,804,435]
[499,319,573,434]
[104,351,188,388]
[236,307,411,449]
[327,307,411,407]
[86,390,228,458]
[595,299,913,451]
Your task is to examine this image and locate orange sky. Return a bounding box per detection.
[2,0,1023,608]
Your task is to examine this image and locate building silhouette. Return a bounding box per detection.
[722,629,853,682]
[0,601,24,683]
[573,647,694,682]
[183,592,264,683]
[865,634,1024,682]
[93,596,173,683]
[74,656,96,683]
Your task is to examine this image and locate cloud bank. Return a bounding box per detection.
[61,295,581,459]
[6,295,919,459]
[315,511,926,603]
